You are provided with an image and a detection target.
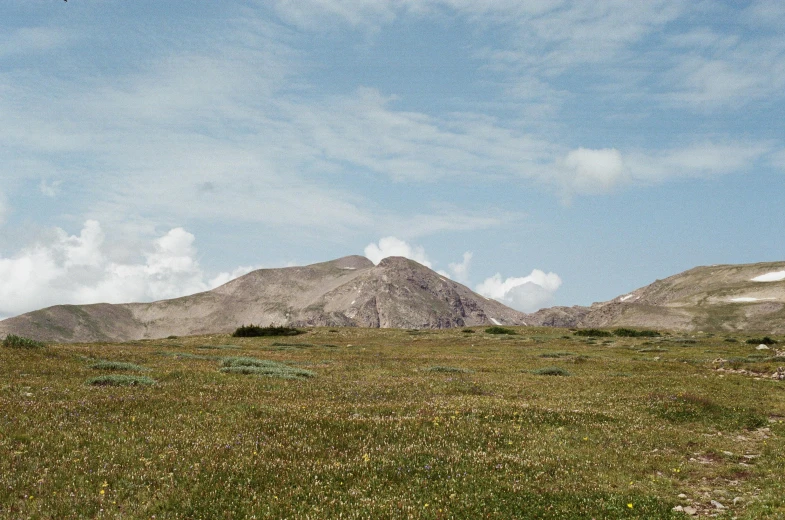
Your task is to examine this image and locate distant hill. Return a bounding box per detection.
[526,261,785,334]
[3,257,783,343]
[0,255,528,343]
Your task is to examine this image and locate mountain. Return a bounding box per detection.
[0,255,528,343]
[526,261,785,334]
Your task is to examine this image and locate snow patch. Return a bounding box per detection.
[752,270,785,282]
[340,267,356,270]
[729,297,776,302]
[620,294,635,302]
[490,318,501,325]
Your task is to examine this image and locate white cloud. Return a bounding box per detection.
[209,266,258,289]
[39,179,62,198]
[548,142,771,195]
[476,269,562,312]
[364,236,432,268]
[0,221,254,320]
[0,27,70,58]
[559,147,627,194]
[448,251,473,284]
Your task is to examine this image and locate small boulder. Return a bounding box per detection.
[757,344,771,350]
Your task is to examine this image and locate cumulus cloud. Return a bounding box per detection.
[39,179,62,198]
[559,147,627,194]
[448,251,473,284]
[0,221,255,320]
[364,236,432,268]
[476,269,562,313]
[550,142,771,195]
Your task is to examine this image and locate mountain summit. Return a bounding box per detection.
[0,256,528,342]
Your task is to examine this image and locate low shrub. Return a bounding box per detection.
[3,334,46,349]
[86,375,156,386]
[196,344,241,350]
[746,337,777,345]
[232,325,304,337]
[462,328,476,333]
[219,357,315,379]
[539,352,574,358]
[485,326,517,335]
[89,361,148,372]
[613,328,661,338]
[573,329,612,337]
[423,366,474,373]
[532,367,570,376]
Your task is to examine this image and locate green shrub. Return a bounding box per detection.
[539,352,574,358]
[89,361,148,372]
[86,375,156,386]
[613,328,661,338]
[532,367,571,376]
[573,329,612,337]
[637,348,668,353]
[724,338,739,343]
[423,366,474,373]
[485,326,517,335]
[232,324,304,337]
[461,328,476,333]
[219,357,315,379]
[746,337,777,345]
[2,334,46,349]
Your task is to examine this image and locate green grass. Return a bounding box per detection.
[196,344,241,350]
[1,326,784,518]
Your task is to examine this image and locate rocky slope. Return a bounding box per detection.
[0,255,528,343]
[527,261,785,334]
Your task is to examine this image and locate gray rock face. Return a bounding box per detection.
[0,256,528,343]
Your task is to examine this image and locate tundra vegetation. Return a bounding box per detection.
[1,327,784,518]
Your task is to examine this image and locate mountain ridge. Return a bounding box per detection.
[0,255,528,342]
[525,261,785,333]
[2,257,784,342]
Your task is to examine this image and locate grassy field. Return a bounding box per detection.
[2,327,784,519]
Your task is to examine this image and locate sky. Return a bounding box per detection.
[1,0,784,320]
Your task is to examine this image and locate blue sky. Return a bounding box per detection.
[1,0,784,319]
